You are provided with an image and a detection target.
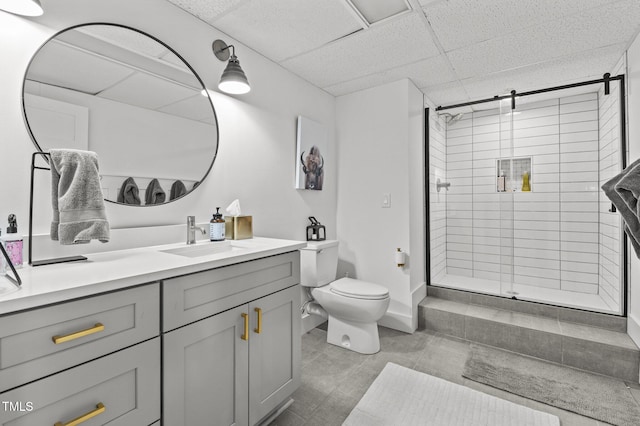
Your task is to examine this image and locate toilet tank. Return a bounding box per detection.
[299,240,339,287]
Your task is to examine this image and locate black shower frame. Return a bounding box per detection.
[424,73,629,316]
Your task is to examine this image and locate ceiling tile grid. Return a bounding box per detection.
[212,0,363,62]
[165,0,248,23]
[78,25,169,58]
[420,80,469,107]
[445,0,640,80]
[421,0,619,52]
[162,0,640,107]
[98,72,198,110]
[281,12,441,88]
[323,55,455,96]
[458,45,626,102]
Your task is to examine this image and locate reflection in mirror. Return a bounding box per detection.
[23,24,218,206]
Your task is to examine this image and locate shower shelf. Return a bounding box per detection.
[496,157,532,193]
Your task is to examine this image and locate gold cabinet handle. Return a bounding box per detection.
[254,307,262,334]
[55,402,105,426]
[241,313,249,341]
[52,323,105,345]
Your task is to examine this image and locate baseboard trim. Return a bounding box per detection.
[302,312,326,334]
[379,309,413,333]
[629,314,640,349]
[379,282,426,333]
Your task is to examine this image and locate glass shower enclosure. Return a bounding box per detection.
[428,75,626,315]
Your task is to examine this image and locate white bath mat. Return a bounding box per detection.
[343,362,559,426]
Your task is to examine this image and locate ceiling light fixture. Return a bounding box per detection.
[0,0,43,16]
[212,39,250,95]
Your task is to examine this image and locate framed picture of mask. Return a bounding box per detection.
[295,116,327,190]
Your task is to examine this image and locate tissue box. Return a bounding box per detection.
[225,216,253,240]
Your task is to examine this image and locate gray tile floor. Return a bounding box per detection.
[271,325,640,426]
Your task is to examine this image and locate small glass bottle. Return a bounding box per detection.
[522,171,531,192]
[209,208,225,242]
[1,214,23,272]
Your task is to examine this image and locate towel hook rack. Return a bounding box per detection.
[28,152,87,266]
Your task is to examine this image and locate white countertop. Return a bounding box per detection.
[0,237,306,315]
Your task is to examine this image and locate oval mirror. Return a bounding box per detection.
[22,24,218,206]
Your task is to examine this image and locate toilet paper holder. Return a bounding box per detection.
[396,248,406,267]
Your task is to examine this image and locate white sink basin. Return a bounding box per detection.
[160,241,234,258]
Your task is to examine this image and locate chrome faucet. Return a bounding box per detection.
[187,216,207,244]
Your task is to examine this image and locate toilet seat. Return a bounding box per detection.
[330,278,389,300]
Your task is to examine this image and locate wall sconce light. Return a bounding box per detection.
[212,39,250,95]
[0,0,43,16]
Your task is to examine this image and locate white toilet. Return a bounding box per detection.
[300,240,390,354]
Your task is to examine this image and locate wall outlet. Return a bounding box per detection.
[382,193,391,208]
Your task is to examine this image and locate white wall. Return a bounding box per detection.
[335,79,425,333]
[626,33,640,349]
[0,0,336,247]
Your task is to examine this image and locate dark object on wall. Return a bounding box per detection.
[145,179,166,205]
[300,146,324,190]
[306,217,326,241]
[118,177,141,205]
[170,180,188,200]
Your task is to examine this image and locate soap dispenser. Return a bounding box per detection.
[1,214,23,270]
[209,208,225,241]
[497,170,506,192]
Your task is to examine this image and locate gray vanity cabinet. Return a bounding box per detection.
[162,252,301,426]
[248,285,301,426]
[0,337,160,426]
[0,283,161,426]
[164,304,250,426]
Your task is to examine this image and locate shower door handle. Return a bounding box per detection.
[609,203,617,213]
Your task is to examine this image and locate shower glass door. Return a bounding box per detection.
[498,99,516,297]
[428,76,625,315]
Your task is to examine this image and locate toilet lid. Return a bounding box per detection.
[330,278,389,300]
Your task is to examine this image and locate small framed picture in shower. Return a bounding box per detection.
[296,116,327,191]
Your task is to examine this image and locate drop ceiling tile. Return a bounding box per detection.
[158,93,217,124]
[420,80,469,108]
[77,25,169,58]
[213,0,363,62]
[447,0,640,80]
[282,12,440,88]
[458,45,625,101]
[324,55,455,96]
[26,41,134,94]
[165,0,248,23]
[422,0,619,52]
[98,72,199,110]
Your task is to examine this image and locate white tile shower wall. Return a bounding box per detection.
[446,115,473,278]
[429,111,447,282]
[597,57,624,312]
[444,94,603,294]
[560,93,599,295]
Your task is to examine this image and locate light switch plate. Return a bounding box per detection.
[382,193,391,208]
